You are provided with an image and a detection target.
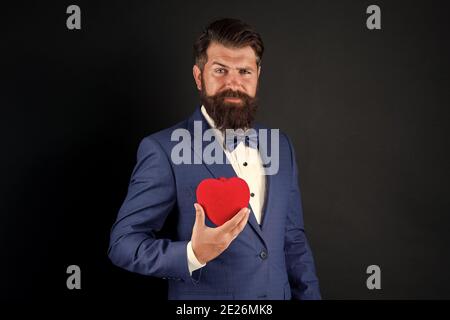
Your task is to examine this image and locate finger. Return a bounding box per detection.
[220,207,249,233]
[230,210,250,238]
[219,208,248,232]
[193,203,205,228]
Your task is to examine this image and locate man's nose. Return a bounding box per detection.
[224,72,241,91]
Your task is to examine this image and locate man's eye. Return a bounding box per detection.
[240,70,251,75]
[215,68,226,74]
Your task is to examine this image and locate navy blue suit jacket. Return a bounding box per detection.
[108,107,321,300]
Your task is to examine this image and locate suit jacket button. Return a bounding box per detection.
[259,250,267,260]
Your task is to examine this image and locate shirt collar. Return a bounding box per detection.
[200,105,217,129]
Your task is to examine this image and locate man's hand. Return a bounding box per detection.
[191,203,250,264]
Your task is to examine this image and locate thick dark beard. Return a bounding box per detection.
[200,77,258,132]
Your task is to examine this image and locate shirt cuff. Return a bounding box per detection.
[187,241,206,275]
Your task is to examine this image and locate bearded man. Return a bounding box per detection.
[108,18,321,300]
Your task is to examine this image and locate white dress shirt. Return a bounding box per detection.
[186,105,267,274]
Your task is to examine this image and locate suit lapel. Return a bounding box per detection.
[255,123,274,232]
[187,107,236,179]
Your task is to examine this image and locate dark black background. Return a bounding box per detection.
[2,0,450,301]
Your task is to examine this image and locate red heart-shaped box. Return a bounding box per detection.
[196,177,250,226]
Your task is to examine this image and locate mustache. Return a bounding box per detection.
[214,89,251,100]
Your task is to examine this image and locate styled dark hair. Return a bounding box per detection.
[193,18,264,70]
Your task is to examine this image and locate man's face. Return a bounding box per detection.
[193,42,261,130]
[195,42,260,100]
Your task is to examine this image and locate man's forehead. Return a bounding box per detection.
[205,42,258,67]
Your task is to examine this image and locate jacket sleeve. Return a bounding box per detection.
[108,136,190,281]
[284,136,322,300]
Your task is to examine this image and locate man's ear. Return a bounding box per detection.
[193,65,202,91]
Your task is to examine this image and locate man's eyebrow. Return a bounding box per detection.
[237,66,256,72]
[211,61,255,71]
[211,61,230,68]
